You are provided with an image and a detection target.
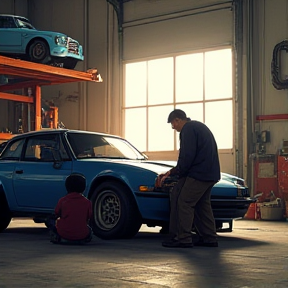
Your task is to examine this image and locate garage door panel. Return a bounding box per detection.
[124,0,232,23]
[123,9,232,60]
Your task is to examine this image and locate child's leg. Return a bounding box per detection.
[49,226,61,244]
[83,226,93,243]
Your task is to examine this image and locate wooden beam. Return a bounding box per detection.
[0,133,14,141]
[0,55,102,134]
[0,92,34,103]
[0,56,97,84]
[0,80,49,92]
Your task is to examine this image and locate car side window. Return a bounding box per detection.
[0,139,25,160]
[23,134,70,162]
[0,16,17,28]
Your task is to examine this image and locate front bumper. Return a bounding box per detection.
[50,45,84,60]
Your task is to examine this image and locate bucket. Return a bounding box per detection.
[260,205,284,220]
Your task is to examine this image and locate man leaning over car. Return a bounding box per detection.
[156,109,220,248]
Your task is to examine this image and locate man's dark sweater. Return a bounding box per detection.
[171,120,220,182]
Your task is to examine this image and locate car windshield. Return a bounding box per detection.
[15,17,35,30]
[67,132,146,160]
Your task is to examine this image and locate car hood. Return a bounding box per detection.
[22,28,71,39]
[82,158,245,187]
[82,158,174,174]
[119,159,245,189]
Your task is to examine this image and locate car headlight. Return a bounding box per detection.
[237,185,250,197]
[55,35,68,46]
[138,186,155,192]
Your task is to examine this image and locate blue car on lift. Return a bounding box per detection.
[0,14,84,69]
[0,129,254,239]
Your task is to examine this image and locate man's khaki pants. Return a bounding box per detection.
[169,177,218,243]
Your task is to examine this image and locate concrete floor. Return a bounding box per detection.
[0,218,288,288]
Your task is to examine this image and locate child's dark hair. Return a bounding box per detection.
[65,173,86,193]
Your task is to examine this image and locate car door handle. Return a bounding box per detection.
[15,169,24,174]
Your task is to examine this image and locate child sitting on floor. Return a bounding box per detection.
[49,173,93,244]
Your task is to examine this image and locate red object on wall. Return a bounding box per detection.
[277,155,288,198]
[253,154,278,201]
[256,114,288,121]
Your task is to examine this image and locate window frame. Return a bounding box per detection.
[123,46,234,153]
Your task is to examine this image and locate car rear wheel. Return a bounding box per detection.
[28,40,50,64]
[91,181,142,240]
[0,194,12,232]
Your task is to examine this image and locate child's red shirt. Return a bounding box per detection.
[55,192,92,240]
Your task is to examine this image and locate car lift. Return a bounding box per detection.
[0,55,102,141]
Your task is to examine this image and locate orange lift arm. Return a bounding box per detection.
[0,55,102,131]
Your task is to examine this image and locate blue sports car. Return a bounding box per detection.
[0,14,84,69]
[0,129,254,239]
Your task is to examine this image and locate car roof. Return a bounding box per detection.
[0,14,25,18]
[9,129,122,141]
[0,14,31,22]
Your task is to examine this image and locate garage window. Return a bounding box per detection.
[124,48,233,152]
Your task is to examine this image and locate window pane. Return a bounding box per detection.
[176,53,203,102]
[125,108,146,151]
[148,58,173,105]
[205,49,232,100]
[205,100,233,149]
[0,139,24,160]
[125,62,147,107]
[148,105,174,151]
[124,48,234,154]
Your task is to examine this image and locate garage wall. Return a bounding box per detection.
[0,0,120,136]
[27,0,112,134]
[0,0,29,134]
[251,0,288,155]
[0,0,236,174]
[3,0,288,183]
[0,0,28,16]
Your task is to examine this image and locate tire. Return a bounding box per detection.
[28,40,50,64]
[62,58,78,69]
[91,181,142,240]
[0,193,12,232]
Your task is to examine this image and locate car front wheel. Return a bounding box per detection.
[0,194,12,232]
[28,40,50,64]
[91,181,142,240]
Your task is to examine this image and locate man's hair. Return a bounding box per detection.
[65,173,86,194]
[167,109,187,123]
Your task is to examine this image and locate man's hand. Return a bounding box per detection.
[155,170,171,187]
